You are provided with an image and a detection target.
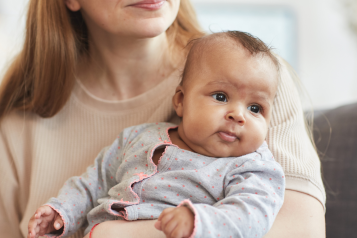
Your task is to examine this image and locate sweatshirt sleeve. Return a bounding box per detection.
[267,56,325,207]
[0,129,23,238]
[178,151,285,238]
[44,132,126,237]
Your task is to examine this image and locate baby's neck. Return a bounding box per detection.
[168,128,194,152]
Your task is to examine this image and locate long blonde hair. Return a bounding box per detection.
[0,0,204,120]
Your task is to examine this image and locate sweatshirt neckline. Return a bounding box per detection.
[72,72,180,114]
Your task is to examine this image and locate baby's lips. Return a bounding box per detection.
[218,131,237,142]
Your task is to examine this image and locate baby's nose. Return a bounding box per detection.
[225,110,246,126]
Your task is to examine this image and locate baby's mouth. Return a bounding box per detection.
[218,131,237,142]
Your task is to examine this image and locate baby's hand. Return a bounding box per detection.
[155,207,194,238]
[27,205,64,238]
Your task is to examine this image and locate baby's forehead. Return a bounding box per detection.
[188,32,273,61]
[181,32,280,87]
[181,36,241,84]
[189,34,242,60]
[182,34,279,100]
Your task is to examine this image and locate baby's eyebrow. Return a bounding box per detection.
[252,94,271,107]
[205,80,236,89]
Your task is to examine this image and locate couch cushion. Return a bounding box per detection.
[313,103,357,237]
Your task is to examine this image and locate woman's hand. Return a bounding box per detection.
[155,207,194,238]
[27,205,63,238]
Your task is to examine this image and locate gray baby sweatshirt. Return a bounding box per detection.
[45,122,285,238]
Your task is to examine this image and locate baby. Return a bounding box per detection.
[28,31,284,238]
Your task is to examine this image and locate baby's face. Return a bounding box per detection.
[174,41,278,157]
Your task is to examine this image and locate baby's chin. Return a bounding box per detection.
[198,144,260,158]
[193,148,242,158]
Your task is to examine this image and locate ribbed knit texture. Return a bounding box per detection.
[0,57,325,238]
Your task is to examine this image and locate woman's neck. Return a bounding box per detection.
[76,32,181,101]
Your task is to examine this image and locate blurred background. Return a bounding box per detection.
[1,1,357,236]
[0,0,357,110]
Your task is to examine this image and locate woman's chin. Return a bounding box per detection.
[131,23,171,39]
[136,30,167,39]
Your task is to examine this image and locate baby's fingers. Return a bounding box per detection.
[154,220,162,231]
[170,225,184,238]
[28,213,41,238]
[35,205,54,218]
[28,205,58,238]
[160,214,178,237]
[158,207,175,221]
[53,214,64,230]
[28,225,40,238]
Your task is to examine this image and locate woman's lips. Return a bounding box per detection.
[129,0,165,10]
[218,131,237,142]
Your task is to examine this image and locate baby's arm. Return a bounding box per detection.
[190,158,284,237]
[27,205,64,238]
[156,155,285,238]
[28,132,126,237]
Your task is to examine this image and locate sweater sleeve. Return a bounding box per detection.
[44,132,126,237]
[178,155,285,238]
[267,56,325,207]
[0,129,23,238]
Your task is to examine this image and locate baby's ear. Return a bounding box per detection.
[172,86,184,117]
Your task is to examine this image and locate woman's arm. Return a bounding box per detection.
[84,190,324,238]
[264,190,325,238]
[83,220,166,238]
[84,190,325,238]
[262,56,326,237]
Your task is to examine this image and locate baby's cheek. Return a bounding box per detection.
[183,112,209,136]
[185,121,205,141]
[250,124,267,147]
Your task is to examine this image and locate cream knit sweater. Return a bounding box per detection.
[0,58,325,238]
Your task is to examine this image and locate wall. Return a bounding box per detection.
[192,0,357,110]
[0,0,27,78]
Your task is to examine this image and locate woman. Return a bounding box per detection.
[0,0,325,238]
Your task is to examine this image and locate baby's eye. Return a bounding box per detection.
[248,105,261,114]
[212,93,227,102]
